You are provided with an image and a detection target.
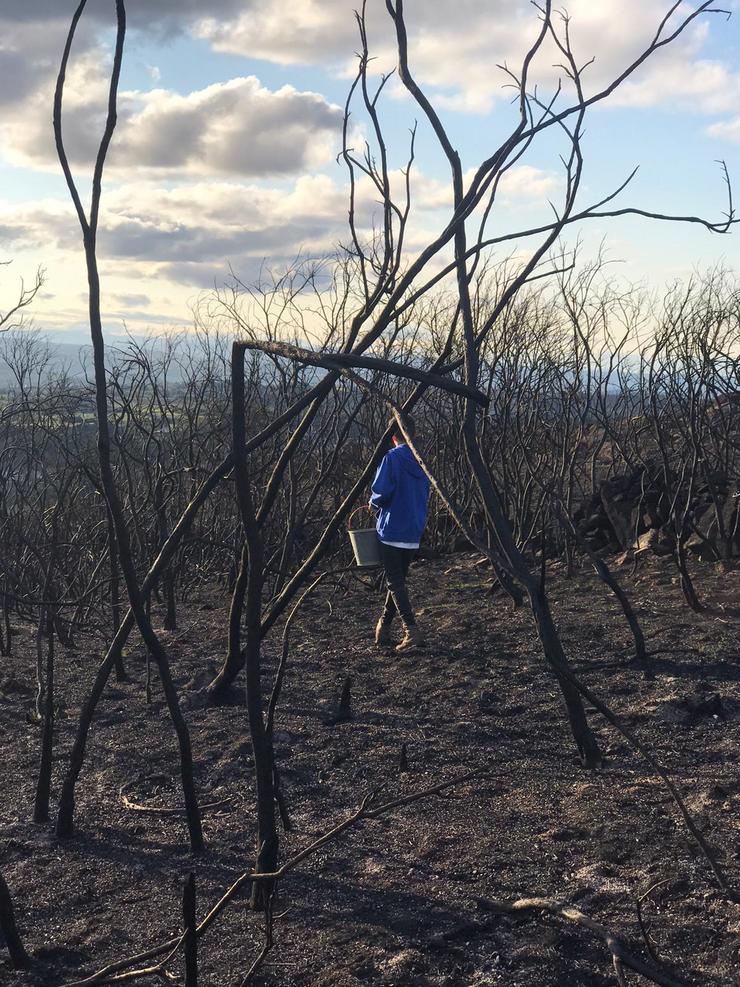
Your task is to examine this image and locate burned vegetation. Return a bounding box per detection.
[1,1,739,985]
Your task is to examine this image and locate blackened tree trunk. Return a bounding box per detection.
[232,343,278,910]
[0,870,30,969]
[385,0,601,766]
[56,457,229,839]
[155,472,177,631]
[33,605,55,823]
[53,0,202,851]
[107,509,126,681]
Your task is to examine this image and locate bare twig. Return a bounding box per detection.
[636,880,671,966]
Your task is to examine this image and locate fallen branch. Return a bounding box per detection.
[183,874,197,987]
[475,896,690,987]
[636,879,671,967]
[118,776,233,815]
[67,766,491,985]
[550,661,737,901]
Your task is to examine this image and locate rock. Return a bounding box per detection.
[600,471,645,549]
[0,676,33,696]
[686,492,740,560]
[380,948,427,979]
[540,825,588,841]
[575,464,740,561]
[708,784,730,801]
[633,529,658,555]
[656,692,730,726]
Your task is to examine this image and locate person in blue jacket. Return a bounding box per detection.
[369,415,430,651]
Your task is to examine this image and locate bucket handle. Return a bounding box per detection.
[347,504,377,531]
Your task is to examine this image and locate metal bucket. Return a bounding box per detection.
[347,507,382,567]
[348,527,382,567]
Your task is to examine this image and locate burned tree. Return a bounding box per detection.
[5,0,732,982]
[52,0,202,851]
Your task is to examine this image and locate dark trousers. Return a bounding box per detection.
[379,542,417,626]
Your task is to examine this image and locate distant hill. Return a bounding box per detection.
[0,337,197,390]
[0,340,94,390]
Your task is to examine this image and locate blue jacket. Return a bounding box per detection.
[369,444,430,546]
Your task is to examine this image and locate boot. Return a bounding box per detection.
[375,617,393,647]
[396,622,425,652]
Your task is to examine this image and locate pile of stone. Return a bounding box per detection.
[575,465,740,560]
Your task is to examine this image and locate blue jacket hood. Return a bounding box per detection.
[369,444,430,546]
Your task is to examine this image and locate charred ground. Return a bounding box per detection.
[1,552,738,987]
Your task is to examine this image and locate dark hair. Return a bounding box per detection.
[389,414,416,440]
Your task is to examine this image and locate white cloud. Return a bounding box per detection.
[0,154,570,336]
[0,11,113,98]
[498,166,561,203]
[0,6,342,182]
[0,172,357,330]
[3,72,342,178]
[2,1,735,193]
[414,166,561,211]
[0,175,349,274]
[195,1,361,67]
[2,1,738,141]
[0,0,736,337]
[196,0,739,117]
[706,117,740,142]
[0,1,244,35]
[607,53,740,114]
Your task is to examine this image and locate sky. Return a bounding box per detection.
[0,0,739,344]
